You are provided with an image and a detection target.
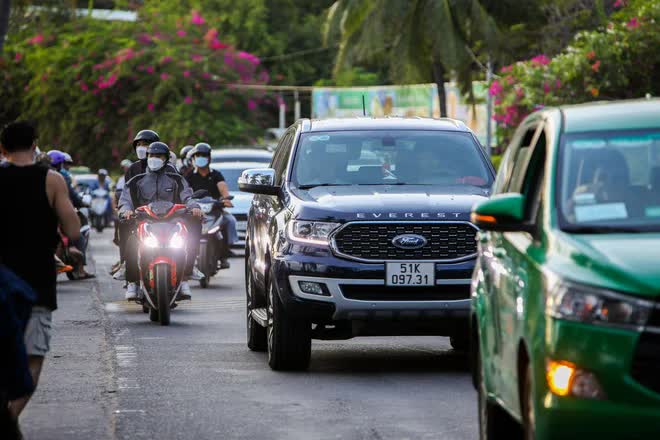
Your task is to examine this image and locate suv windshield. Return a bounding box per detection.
[291,130,492,188]
[559,129,660,232]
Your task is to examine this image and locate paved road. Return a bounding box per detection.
[22,229,478,440]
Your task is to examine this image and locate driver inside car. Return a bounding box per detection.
[118,142,202,301]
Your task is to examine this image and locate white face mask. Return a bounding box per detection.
[147,157,165,171]
[136,146,148,160]
[194,156,209,168]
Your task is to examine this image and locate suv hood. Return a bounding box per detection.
[556,233,660,298]
[290,185,489,223]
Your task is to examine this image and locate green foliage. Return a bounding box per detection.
[314,67,382,87]
[1,7,269,167]
[491,0,660,148]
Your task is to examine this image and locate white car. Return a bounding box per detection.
[210,148,272,165]
[210,161,271,248]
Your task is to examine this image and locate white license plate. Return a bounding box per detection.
[386,262,435,286]
[236,221,248,230]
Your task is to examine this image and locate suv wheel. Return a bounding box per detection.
[477,334,519,439]
[246,248,266,352]
[266,271,311,371]
[450,334,469,351]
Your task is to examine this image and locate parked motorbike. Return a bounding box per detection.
[57,208,91,280]
[193,191,234,288]
[128,201,192,326]
[89,188,111,232]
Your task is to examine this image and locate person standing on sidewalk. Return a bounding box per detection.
[0,121,81,427]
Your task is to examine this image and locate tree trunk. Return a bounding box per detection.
[432,60,447,117]
[0,0,10,52]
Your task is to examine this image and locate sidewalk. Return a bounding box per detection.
[20,273,116,440]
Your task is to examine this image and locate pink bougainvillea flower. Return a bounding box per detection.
[14,52,23,62]
[247,99,257,111]
[586,50,596,60]
[530,54,550,66]
[160,73,169,81]
[499,65,513,73]
[191,10,205,25]
[488,80,503,96]
[210,38,229,50]
[183,70,191,78]
[161,56,173,64]
[176,29,187,37]
[184,96,193,104]
[224,53,236,67]
[556,79,562,89]
[80,82,89,91]
[613,0,625,8]
[138,33,152,45]
[543,82,551,94]
[202,72,211,79]
[146,66,155,74]
[237,51,260,65]
[204,28,218,43]
[590,87,599,97]
[28,34,45,45]
[591,60,601,72]
[191,54,204,63]
[147,103,155,112]
[627,17,640,29]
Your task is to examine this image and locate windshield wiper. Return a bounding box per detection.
[296,183,353,189]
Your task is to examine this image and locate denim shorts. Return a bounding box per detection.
[24,306,53,357]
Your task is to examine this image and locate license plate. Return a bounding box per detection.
[386,262,435,286]
[237,221,248,230]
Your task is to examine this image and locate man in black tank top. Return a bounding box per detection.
[0,121,81,428]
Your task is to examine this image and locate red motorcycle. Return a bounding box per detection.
[131,201,192,325]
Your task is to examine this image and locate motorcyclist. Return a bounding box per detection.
[177,145,194,176]
[89,169,113,226]
[110,160,133,273]
[185,142,238,269]
[118,142,202,300]
[62,152,74,172]
[124,130,176,181]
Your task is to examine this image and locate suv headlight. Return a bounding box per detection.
[287,220,340,245]
[546,278,653,328]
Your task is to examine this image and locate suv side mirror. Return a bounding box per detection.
[238,168,280,196]
[471,193,533,232]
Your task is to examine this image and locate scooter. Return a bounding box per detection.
[130,201,191,326]
[57,208,92,280]
[89,188,111,232]
[194,192,233,288]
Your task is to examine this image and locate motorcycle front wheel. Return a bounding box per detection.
[155,264,171,325]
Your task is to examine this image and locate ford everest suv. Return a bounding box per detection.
[239,117,495,370]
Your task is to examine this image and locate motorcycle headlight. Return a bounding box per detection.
[199,203,213,214]
[143,234,159,248]
[169,232,185,249]
[287,220,340,245]
[546,277,653,329]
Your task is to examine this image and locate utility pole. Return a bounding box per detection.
[485,57,493,158]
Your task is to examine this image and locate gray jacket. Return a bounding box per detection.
[119,167,199,213]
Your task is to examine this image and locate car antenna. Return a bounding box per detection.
[362,94,367,116]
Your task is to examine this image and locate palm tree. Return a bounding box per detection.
[325,0,498,117]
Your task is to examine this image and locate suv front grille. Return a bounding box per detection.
[332,222,478,261]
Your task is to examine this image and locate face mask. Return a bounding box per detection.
[147,157,165,171]
[136,146,148,160]
[194,156,209,168]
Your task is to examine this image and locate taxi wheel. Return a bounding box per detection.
[522,366,536,440]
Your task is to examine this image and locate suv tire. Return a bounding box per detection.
[450,334,469,351]
[246,248,266,352]
[267,270,311,371]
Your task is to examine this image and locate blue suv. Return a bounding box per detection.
[239,117,495,370]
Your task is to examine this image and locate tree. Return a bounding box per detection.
[325,0,499,116]
[0,0,10,51]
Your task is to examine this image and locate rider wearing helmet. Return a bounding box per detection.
[90,168,113,226]
[124,130,177,182]
[118,142,202,300]
[185,142,238,269]
[48,150,84,209]
[178,145,194,176]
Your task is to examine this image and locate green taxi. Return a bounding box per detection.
[470,99,660,439]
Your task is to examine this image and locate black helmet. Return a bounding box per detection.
[180,145,194,159]
[133,129,160,148]
[193,142,212,156]
[147,141,170,158]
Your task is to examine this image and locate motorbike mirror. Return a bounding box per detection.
[192,189,209,198]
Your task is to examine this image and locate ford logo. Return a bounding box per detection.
[392,234,428,249]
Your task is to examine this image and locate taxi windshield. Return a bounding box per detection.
[559,129,660,232]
